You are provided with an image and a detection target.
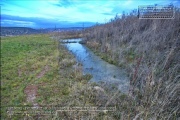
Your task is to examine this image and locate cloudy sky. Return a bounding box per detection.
[1,0,179,29]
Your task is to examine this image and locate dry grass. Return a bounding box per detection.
[84,6,180,120]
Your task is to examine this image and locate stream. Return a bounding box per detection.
[61,38,130,93]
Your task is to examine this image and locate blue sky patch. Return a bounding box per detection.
[1,0,179,28]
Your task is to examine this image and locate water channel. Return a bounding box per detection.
[61,38,130,93]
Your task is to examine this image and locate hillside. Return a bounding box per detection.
[83,7,180,119]
[0,27,86,36]
[0,27,43,36]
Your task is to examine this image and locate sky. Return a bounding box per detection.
[1,0,180,29]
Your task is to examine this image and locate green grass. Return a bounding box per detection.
[36,44,93,105]
[1,34,59,119]
[1,34,94,119]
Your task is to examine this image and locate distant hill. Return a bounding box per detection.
[0,27,85,36]
[1,27,42,36]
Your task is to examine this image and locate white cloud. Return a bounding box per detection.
[123,0,133,6]
[1,20,35,27]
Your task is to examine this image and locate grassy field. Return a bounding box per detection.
[1,34,105,119]
[1,34,59,118]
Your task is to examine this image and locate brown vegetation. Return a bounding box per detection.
[53,30,82,40]
[84,6,180,119]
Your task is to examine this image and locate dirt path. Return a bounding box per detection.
[36,65,49,79]
[24,65,49,107]
[24,85,39,108]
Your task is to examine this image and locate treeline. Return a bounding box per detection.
[84,7,180,119]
